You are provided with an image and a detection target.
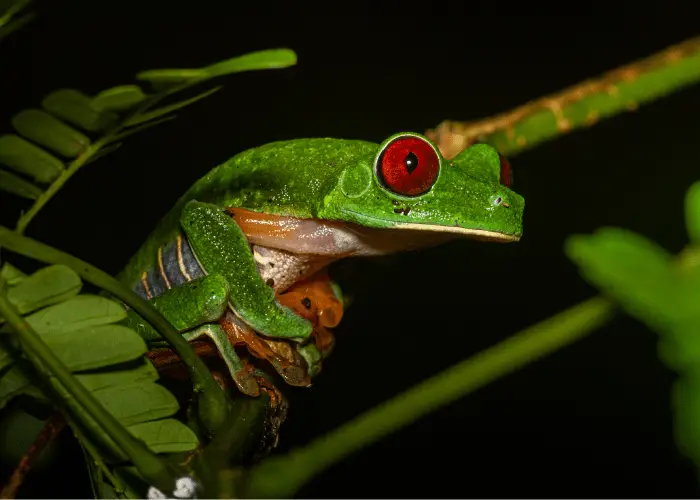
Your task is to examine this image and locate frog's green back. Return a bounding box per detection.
[119,138,377,287]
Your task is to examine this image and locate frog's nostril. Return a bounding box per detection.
[493,195,510,208]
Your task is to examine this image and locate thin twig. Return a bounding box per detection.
[426,36,700,159]
[0,412,66,499]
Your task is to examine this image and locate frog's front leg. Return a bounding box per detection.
[126,274,260,396]
[181,200,313,342]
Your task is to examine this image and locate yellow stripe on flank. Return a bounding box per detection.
[141,271,153,299]
[157,246,172,289]
[176,234,193,281]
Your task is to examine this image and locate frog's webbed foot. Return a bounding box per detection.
[183,324,260,397]
[219,312,311,387]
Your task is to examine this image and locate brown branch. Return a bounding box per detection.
[0,412,66,499]
[426,36,700,159]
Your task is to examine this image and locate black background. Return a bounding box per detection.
[1,0,700,497]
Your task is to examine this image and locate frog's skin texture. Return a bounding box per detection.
[119,132,524,396]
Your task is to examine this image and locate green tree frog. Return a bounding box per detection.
[119,132,524,397]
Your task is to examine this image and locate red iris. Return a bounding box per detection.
[377,136,440,196]
[498,153,512,188]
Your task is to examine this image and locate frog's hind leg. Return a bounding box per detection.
[218,312,312,388]
[183,324,260,397]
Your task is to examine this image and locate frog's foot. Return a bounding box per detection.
[183,324,260,397]
[251,370,289,457]
[252,370,285,413]
[313,326,335,358]
[219,312,311,387]
[277,270,342,358]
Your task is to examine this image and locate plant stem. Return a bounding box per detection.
[0,280,177,494]
[246,296,615,498]
[426,36,700,159]
[14,79,198,235]
[76,418,135,498]
[0,226,230,433]
[15,142,103,234]
[0,412,65,499]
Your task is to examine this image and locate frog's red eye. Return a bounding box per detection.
[498,153,512,188]
[376,136,440,196]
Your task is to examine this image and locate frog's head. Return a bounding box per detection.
[322,132,524,249]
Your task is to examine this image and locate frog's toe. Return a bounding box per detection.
[232,368,260,397]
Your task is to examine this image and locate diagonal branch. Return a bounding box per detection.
[426,36,700,159]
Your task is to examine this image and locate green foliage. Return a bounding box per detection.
[0,48,297,235]
[0,0,34,42]
[0,264,199,462]
[565,181,700,474]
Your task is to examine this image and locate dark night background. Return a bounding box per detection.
[1,0,700,497]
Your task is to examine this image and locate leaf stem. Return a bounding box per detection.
[14,78,200,235]
[246,297,615,498]
[0,226,230,433]
[0,279,177,494]
[427,36,700,159]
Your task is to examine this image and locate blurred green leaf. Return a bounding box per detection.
[686,181,700,245]
[203,48,297,77]
[0,134,64,183]
[0,11,33,40]
[76,361,158,392]
[127,419,199,453]
[671,373,700,467]
[0,0,34,41]
[90,382,179,426]
[0,0,31,18]
[135,68,208,85]
[12,109,91,158]
[135,49,296,86]
[0,169,42,199]
[566,227,700,371]
[12,295,127,335]
[124,87,221,127]
[565,227,687,331]
[92,85,147,113]
[0,262,27,286]
[42,89,117,132]
[4,265,81,316]
[0,339,15,372]
[42,325,147,371]
[0,364,31,410]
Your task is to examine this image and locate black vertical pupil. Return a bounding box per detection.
[404,151,419,174]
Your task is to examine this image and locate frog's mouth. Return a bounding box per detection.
[340,209,521,244]
[387,221,521,242]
